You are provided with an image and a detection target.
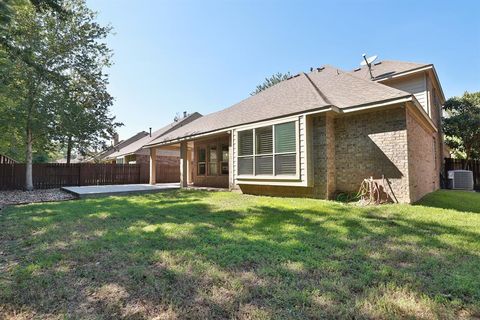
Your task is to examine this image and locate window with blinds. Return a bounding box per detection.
[237,121,297,177]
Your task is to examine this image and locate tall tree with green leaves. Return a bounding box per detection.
[443,91,480,164]
[50,0,121,163]
[250,72,291,96]
[0,0,118,189]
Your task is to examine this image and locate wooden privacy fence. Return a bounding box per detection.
[444,158,480,190]
[0,154,17,164]
[155,156,180,183]
[0,162,179,190]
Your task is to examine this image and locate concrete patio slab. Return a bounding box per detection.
[62,183,180,198]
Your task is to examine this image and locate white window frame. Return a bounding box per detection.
[236,118,300,180]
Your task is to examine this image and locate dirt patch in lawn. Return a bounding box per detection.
[0,189,75,209]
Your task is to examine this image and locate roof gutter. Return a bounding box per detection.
[375,64,446,104]
[339,95,437,132]
[144,105,337,148]
[340,95,413,113]
[374,64,434,81]
[145,95,438,149]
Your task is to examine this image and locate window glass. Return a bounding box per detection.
[238,130,253,156]
[199,148,206,162]
[209,163,218,175]
[221,163,229,175]
[198,147,206,175]
[255,155,273,175]
[198,163,206,175]
[221,145,229,161]
[255,126,273,155]
[275,122,296,153]
[209,146,217,162]
[238,157,253,175]
[208,145,217,176]
[275,154,296,175]
[221,145,229,175]
[237,121,297,177]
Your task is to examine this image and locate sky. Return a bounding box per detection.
[86,0,480,139]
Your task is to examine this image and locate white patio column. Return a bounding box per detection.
[149,147,157,185]
[180,141,188,188]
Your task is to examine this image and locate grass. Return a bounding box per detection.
[0,189,479,319]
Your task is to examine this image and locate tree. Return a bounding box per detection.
[443,91,480,164]
[250,72,291,96]
[55,81,121,163]
[0,0,118,189]
[50,1,121,163]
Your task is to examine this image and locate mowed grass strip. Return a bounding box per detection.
[0,189,479,319]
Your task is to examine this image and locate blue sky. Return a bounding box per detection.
[86,0,480,138]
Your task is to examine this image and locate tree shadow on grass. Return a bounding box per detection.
[0,190,479,319]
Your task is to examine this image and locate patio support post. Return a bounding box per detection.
[187,146,193,185]
[180,141,188,188]
[149,147,157,185]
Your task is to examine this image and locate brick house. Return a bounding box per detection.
[98,112,202,182]
[145,60,445,203]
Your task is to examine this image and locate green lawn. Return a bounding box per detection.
[0,190,479,319]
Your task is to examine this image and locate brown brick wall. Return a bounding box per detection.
[312,115,328,198]
[236,104,439,203]
[332,106,411,203]
[406,109,439,202]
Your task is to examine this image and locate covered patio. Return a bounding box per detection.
[148,132,231,189]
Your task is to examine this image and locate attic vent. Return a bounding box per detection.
[374,61,382,65]
[317,67,325,72]
[354,67,361,72]
[293,73,301,78]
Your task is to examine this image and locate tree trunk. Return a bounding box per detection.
[25,127,33,191]
[464,149,471,170]
[66,136,72,164]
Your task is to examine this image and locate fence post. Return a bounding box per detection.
[78,163,82,186]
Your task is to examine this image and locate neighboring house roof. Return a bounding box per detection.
[107,112,202,159]
[348,60,431,81]
[56,157,85,164]
[145,65,412,147]
[95,131,149,161]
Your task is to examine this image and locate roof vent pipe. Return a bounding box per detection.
[149,127,152,137]
[183,111,187,118]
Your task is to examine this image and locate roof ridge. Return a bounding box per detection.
[303,72,333,106]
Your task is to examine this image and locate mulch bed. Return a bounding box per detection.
[0,189,76,209]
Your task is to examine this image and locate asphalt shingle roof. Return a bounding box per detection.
[95,131,149,161]
[348,60,430,81]
[308,65,411,108]
[107,112,202,158]
[146,64,413,146]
